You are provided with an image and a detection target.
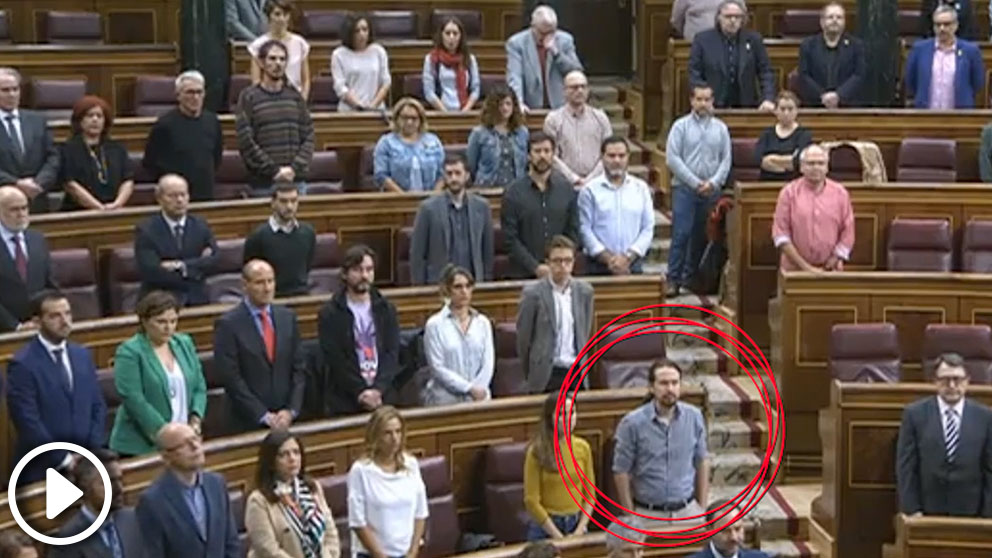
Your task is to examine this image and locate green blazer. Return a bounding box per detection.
[109,332,208,456]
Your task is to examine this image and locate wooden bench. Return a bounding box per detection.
[815,381,992,558]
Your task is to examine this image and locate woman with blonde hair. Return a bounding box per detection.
[372,97,445,192]
[523,393,595,540]
[347,406,429,558]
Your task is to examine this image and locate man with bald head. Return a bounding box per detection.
[134,174,219,307]
[506,5,584,111]
[0,67,59,214]
[543,70,613,186]
[136,423,241,558]
[214,259,306,432]
[0,185,54,332]
[771,144,855,272]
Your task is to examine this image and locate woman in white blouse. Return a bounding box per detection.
[421,265,495,406]
[348,406,429,558]
[331,14,392,112]
[247,0,311,100]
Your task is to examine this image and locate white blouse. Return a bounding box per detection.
[162,357,188,424]
[330,44,392,112]
[247,32,311,93]
[347,454,429,558]
[421,305,494,406]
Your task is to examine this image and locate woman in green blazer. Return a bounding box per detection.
[109,290,208,457]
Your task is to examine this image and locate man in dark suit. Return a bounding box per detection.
[0,185,55,333]
[688,500,771,558]
[214,259,306,433]
[797,2,866,108]
[49,449,143,558]
[135,174,218,306]
[688,0,775,110]
[896,352,992,517]
[318,244,401,416]
[0,67,60,214]
[137,422,241,558]
[410,153,494,285]
[6,290,106,485]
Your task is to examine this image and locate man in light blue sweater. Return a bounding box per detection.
[665,83,732,297]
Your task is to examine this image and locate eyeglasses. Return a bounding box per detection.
[549,257,574,265]
[936,376,967,386]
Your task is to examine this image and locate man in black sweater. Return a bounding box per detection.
[243,182,316,297]
[142,70,223,201]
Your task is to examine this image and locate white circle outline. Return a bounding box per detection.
[6,442,112,546]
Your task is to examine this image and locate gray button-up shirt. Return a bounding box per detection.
[611,400,708,504]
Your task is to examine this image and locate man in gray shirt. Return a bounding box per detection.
[665,83,731,297]
[612,359,710,533]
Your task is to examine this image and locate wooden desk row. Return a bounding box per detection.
[816,382,992,558]
[1,387,695,537]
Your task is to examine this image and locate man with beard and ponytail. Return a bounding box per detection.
[317,245,400,416]
[578,135,654,276]
[501,131,580,279]
[612,359,709,534]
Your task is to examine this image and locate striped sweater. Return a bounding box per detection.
[235,83,315,187]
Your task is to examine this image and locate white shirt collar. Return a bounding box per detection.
[0,221,23,242]
[595,173,631,191]
[161,212,187,230]
[0,108,19,119]
[36,333,67,355]
[268,215,298,233]
[937,395,965,418]
[709,542,738,558]
[549,276,572,294]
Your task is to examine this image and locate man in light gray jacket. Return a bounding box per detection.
[226,0,266,41]
[410,153,494,285]
[506,5,584,112]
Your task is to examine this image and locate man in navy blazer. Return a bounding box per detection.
[904,5,985,109]
[688,499,771,558]
[0,185,55,333]
[6,290,106,486]
[137,422,241,558]
[688,0,775,110]
[214,259,306,433]
[135,174,218,307]
[797,3,866,108]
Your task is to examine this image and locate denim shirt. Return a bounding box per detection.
[466,125,529,187]
[373,132,445,192]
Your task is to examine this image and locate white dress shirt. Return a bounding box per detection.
[423,305,495,405]
[0,221,28,264]
[36,333,72,390]
[709,542,738,558]
[268,215,298,234]
[937,395,965,442]
[551,279,577,367]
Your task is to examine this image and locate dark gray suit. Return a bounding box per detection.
[0,227,54,332]
[896,396,992,517]
[225,0,266,41]
[213,301,306,432]
[48,507,143,558]
[516,277,594,393]
[0,109,60,212]
[410,192,494,285]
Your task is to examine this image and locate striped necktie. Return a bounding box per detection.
[945,407,960,462]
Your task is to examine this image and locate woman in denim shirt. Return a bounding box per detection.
[422,17,480,112]
[466,85,529,187]
[373,98,445,192]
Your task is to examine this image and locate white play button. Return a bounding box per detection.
[45,467,84,519]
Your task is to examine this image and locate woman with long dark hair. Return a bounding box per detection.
[331,13,391,112]
[245,429,340,558]
[422,17,480,112]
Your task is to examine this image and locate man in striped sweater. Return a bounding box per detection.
[236,39,315,195]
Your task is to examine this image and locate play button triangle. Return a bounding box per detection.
[45,468,84,520]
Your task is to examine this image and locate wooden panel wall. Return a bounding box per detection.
[889,514,992,558]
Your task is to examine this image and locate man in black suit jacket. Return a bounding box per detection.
[7,291,106,485]
[214,259,306,433]
[317,244,401,416]
[896,352,992,517]
[797,3,866,108]
[137,423,241,558]
[135,174,218,307]
[688,0,775,110]
[49,449,143,558]
[0,186,54,333]
[0,67,59,214]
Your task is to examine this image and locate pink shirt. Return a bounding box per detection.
[772,177,855,271]
[929,41,957,110]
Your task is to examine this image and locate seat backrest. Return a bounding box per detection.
[483,442,529,544]
[886,218,953,272]
[371,10,419,39]
[787,67,801,95]
[318,474,351,558]
[52,248,101,320]
[431,10,482,39]
[922,324,992,383]
[215,150,250,200]
[479,74,507,99]
[214,238,246,274]
[731,137,760,183]
[962,220,992,272]
[45,11,103,44]
[828,323,901,382]
[780,10,821,37]
[307,150,343,187]
[594,323,666,389]
[827,144,863,182]
[495,322,517,358]
[898,9,922,36]
[896,138,957,182]
[0,10,9,43]
[301,10,350,41]
[29,79,87,121]
[134,75,178,117]
[312,232,341,270]
[227,74,252,113]
[403,74,426,102]
[310,75,340,111]
[419,455,460,558]
[105,246,140,315]
[394,226,414,286]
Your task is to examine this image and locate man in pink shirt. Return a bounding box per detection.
[771,144,855,272]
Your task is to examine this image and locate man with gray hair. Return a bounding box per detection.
[0,67,59,214]
[904,4,984,109]
[506,5,584,112]
[688,0,775,110]
[143,70,223,201]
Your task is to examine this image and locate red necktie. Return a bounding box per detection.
[11,235,26,282]
[260,308,275,362]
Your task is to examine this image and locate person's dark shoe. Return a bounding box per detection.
[665,283,682,298]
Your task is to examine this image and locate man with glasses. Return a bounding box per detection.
[516,235,594,393]
[136,423,241,558]
[543,71,613,187]
[688,0,775,110]
[904,4,984,109]
[896,352,992,517]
